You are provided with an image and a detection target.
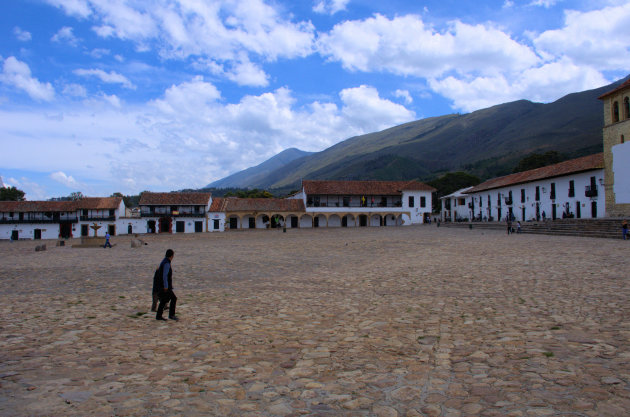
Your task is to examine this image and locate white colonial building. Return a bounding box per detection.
[208,198,306,231]
[208,180,435,231]
[444,153,605,223]
[290,180,435,227]
[0,197,125,240]
[1,180,435,239]
[440,187,473,222]
[137,192,212,234]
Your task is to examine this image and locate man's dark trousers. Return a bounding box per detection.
[156,289,177,319]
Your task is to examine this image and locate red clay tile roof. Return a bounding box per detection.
[76,197,122,210]
[210,197,305,212]
[139,192,211,206]
[0,197,122,213]
[598,79,630,99]
[302,180,435,195]
[465,153,604,194]
[0,201,72,212]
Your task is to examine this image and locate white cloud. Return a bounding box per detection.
[73,68,136,89]
[339,85,416,131]
[315,6,628,113]
[62,83,88,97]
[317,14,539,78]
[51,26,80,46]
[225,56,269,87]
[394,89,413,105]
[503,0,515,8]
[429,58,608,112]
[313,0,350,15]
[5,177,48,200]
[529,0,560,8]
[0,57,55,101]
[151,76,221,116]
[89,48,110,58]
[13,27,32,42]
[51,171,81,188]
[533,3,630,71]
[48,0,315,87]
[0,78,414,194]
[98,93,121,108]
[45,0,92,18]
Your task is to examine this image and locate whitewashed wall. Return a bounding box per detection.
[117,219,147,235]
[401,190,432,224]
[0,224,59,240]
[466,169,605,221]
[208,213,225,232]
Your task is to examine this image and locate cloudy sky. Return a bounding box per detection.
[1,0,629,199]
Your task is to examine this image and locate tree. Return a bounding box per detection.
[69,191,84,200]
[0,186,26,201]
[427,172,481,212]
[512,151,562,173]
[224,188,274,198]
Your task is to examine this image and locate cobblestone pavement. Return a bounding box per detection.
[1,226,629,416]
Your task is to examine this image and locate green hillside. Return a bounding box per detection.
[216,78,626,191]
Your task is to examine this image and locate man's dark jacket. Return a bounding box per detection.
[153,258,172,293]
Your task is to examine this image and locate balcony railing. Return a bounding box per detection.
[307,202,402,208]
[585,185,598,197]
[141,212,205,218]
[80,215,116,221]
[0,218,77,224]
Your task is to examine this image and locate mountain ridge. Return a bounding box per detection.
[207,77,627,192]
[207,147,314,189]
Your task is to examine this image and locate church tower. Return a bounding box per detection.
[599,79,630,217]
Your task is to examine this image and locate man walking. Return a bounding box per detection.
[155,249,178,321]
[104,232,112,248]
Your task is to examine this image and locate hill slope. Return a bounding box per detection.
[211,78,626,191]
[207,148,313,188]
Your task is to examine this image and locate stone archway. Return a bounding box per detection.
[328,214,341,227]
[299,214,313,228]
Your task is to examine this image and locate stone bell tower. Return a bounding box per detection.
[598,79,630,217]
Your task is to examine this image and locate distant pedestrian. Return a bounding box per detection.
[623,220,628,240]
[542,211,547,221]
[507,217,512,235]
[155,249,178,321]
[104,232,112,248]
[516,221,522,234]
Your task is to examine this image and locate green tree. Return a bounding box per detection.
[224,188,274,198]
[69,191,84,200]
[0,186,26,201]
[512,151,562,173]
[427,172,481,212]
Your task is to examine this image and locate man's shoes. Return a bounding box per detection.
[168,315,179,321]
[156,317,167,321]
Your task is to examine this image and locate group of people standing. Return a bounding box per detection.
[506,218,522,235]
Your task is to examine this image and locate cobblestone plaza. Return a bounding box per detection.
[1,226,629,416]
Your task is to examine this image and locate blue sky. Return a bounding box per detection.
[1,0,628,199]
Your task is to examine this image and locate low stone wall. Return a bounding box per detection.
[72,236,107,248]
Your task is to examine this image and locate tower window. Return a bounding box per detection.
[622,135,625,144]
[613,101,620,123]
[624,97,629,120]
